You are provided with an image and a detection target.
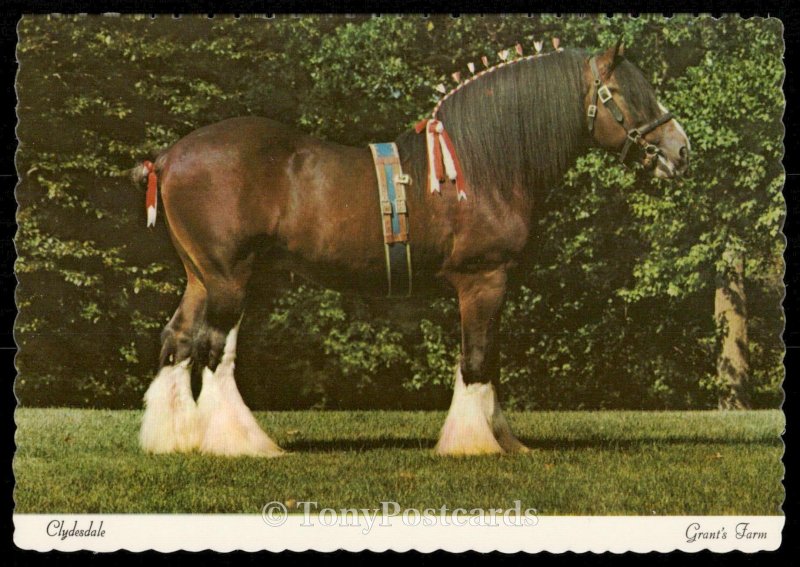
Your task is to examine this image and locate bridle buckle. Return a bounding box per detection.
[643,144,660,156]
[597,85,613,104]
[627,129,642,143]
[587,104,597,119]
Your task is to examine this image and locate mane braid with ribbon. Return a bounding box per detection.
[399,44,588,203]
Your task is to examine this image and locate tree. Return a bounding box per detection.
[715,248,750,409]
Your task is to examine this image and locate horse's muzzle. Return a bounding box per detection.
[652,145,690,179]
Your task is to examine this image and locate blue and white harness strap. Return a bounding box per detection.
[369,142,412,297]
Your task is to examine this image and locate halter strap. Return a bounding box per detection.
[619,111,675,163]
[589,57,624,127]
[587,55,675,164]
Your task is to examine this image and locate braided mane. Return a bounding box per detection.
[397,48,589,201]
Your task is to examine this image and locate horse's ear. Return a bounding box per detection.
[598,39,625,79]
[614,37,625,60]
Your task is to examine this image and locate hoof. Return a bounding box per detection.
[435,425,504,456]
[435,365,528,456]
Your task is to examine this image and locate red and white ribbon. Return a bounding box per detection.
[142,160,158,227]
[415,118,467,200]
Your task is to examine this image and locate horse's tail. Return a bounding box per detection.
[128,153,167,227]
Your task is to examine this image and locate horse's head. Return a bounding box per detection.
[584,42,690,179]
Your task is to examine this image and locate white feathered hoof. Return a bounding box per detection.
[435,366,529,456]
[140,360,202,454]
[197,362,284,458]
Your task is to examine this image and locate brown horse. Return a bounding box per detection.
[134,43,689,457]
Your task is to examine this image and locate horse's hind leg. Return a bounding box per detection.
[195,266,284,457]
[140,273,206,453]
[436,267,529,456]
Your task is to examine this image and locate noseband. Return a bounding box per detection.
[586,56,674,164]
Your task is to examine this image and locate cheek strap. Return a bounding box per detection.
[588,56,625,132]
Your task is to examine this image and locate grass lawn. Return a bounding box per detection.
[14,408,784,515]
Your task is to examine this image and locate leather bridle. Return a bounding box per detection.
[587,56,675,165]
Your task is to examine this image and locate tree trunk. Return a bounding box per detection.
[714,250,750,409]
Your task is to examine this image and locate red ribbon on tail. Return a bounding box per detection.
[143,160,158,227]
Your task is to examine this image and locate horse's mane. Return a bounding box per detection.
[397,48,589,201]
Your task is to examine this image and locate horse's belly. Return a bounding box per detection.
[260,248,449,298]
[272,254,387,295]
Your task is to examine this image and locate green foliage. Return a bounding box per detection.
[15,15,784,410]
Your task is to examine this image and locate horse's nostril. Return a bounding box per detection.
[679,146,689,159]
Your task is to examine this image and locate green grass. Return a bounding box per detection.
[14,408,784,515]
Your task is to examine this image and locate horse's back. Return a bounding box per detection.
[161,116,312,181]
[158,116,388,292]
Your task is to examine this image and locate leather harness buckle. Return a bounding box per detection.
[587,104,597,118]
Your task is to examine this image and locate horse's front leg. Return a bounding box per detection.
[436,266,529,456]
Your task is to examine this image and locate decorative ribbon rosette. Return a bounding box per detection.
[415,118,467,200]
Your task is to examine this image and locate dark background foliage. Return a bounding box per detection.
[14,14,784,410]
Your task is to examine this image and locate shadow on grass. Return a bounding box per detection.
[519,436,782,451]
[284,435,781,453]
[285,438,437,452]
